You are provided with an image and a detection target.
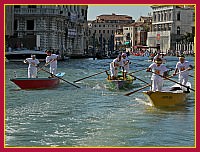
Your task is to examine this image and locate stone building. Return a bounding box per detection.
[88,13,134,56]
[5,5,14,50]
[147,5,195,53]
[116,16,152,52]
[6,5,88,57]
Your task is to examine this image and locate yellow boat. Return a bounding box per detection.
[143,82,191,107]
[143,91,188,107]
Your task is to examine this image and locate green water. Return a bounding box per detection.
[5,56,195,147]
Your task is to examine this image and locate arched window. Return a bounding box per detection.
[177,26,180,35]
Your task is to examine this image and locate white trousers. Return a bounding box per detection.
[151,78,163,91]
[179,75,189,90]
[110,63,118,77]
[50,66,57,75]
[28,67,37,78]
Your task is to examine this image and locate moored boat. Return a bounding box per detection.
[5,49,47,61]
[10,72,65,89]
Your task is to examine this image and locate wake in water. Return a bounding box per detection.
[131,97,153,107]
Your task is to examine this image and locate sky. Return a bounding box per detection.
[87,5,152,21]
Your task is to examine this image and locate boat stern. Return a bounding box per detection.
[143,91,187,107]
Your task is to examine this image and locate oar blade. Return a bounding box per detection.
[39,68,80,88]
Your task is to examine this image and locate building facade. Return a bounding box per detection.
[88,13,134,56]
[119,16,152,52]
[147,5,195,53]
[6,5,88,57]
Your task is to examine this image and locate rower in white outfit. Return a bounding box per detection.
[45,50,58,76]
[24,54,40,78]
[110,55,122,80]
[173,55,193,90]
[121,53,130,78]
[146,58,168,91]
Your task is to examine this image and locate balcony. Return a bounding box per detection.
[14,8,69,19]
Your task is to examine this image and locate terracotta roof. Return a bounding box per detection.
[96,13,132,21]
[131,22,145,27]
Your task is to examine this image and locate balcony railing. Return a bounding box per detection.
[14,8,69,18]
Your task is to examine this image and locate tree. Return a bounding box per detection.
[180,32,194,43]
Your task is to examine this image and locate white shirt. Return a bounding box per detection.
[122,57,129,67]
[112,58,122,68]
[26,58,40,68]
[46,54,58,67]
[175,61,190,77]
[149,63,168,80]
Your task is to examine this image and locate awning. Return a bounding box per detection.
[124,41,130,45]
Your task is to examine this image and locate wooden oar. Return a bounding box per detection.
[129,74,149,84]
[128,67,146,75]
[150,71,195,92]
[124,84,151,96]
[39,68,80,88]
[37,59,55,72]
[73,70,109,83]
[124,75,151,96]
[168,67,194,77]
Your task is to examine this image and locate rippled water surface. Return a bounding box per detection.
[5,56,195,147]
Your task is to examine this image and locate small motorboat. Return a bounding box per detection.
[10,72,65,90]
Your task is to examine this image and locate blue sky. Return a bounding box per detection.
[87,5,152,21]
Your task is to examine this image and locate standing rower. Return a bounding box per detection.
[24,54,40,78]
[45,50,58,76]
[146,58,168,91]
[109,55,122,80]
[173,55,193,91]
[121,53,130,79]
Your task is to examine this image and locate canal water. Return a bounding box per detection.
[5,55,195,147]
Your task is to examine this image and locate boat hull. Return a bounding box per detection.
[10,78,60,89]
[143,91,187,107]
[106,75,134,90]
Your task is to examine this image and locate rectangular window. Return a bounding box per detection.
[14,20,18,30]
[27,20,34,30]
[177,12,180,21]
[14,5,20,8]
[28,5,37,8]
[81,9,84,16]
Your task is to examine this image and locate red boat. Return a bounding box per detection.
[10,72,65,89]
[10,77,60,89]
